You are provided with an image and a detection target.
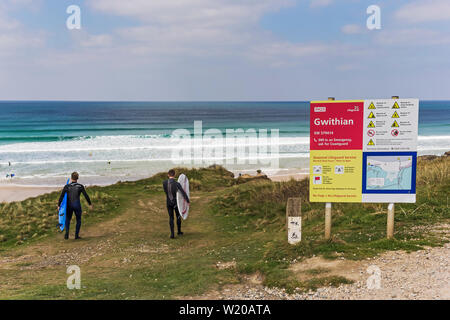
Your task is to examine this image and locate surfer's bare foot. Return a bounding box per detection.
[64,234,69,240]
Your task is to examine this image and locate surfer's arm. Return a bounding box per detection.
[81,186,92,206]
[176,182,190,203]
[163,180,168,195]
[57,186,68,207]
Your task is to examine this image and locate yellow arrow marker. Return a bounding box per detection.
[392,120,399,128]
[368,139,375,146]
[392,111,400,118]
[368,121,375,128]
[368,102,376,110]
[368,112,375,119]
[392,101,400,109]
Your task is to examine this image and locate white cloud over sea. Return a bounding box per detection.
[0,0,449,100]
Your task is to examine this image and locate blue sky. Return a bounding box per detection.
[0,0,449,100]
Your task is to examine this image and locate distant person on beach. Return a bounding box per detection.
[58,172,92,240]
[163,169,190,239]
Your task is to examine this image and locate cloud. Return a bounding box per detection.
[341,24,364,34]
[88,0,294,27]
[0,2,44,53]
[86,0,339,65]
[310,0,333,8]
[375,28,450,46]
[79,34,114,48]
[395,0,450,23]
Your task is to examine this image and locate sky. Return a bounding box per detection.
[0,0,449,101]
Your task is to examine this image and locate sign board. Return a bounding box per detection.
[310,99,419,203]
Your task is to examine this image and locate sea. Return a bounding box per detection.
[0,101,448,186]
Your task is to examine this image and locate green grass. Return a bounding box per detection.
[0,189,120,249]
[0,157,448,299]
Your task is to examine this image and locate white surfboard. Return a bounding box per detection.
[176,174,190,220]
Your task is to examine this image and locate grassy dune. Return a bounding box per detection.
[0,157,448,298]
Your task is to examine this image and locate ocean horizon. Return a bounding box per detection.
[0,100,448,186]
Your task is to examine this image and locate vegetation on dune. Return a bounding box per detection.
[0,165,234,249]
[0,190,120,248]
[209,156,449,291]
[128,165,236,191]
[0,157,448,298]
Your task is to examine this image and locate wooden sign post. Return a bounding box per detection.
[324,97,334,240]
[286,198,302,244]
[325,202,332,240]
[387,203,395,239]
[386,95,399,239]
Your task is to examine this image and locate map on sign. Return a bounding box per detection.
[366,155,413,190]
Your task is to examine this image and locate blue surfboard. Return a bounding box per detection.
[58,178,70,232]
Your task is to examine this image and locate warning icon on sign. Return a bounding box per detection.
[392,101,400,109]
[368,139,375,146]
[368,121,375,128]
[368,103,376,110]
[368,112,375,119]
[392,111,400,118]
[392,120,399,128]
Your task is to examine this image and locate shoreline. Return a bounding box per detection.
[0,169,309,203]
[2,151,447,204]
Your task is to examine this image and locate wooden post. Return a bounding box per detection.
[325,202,332,240]
[286,198,302,244]
[386,95,399,239]
[324,97,335,240]
[387,203,395,239]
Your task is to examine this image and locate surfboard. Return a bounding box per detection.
[58,178,70,232]
[176,174,190,220]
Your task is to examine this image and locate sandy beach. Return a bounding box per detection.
[0,186,59,203]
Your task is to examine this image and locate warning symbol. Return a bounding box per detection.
[368,102,376,110]
[392,101,400,109]
[368,139,375,146]
[391,129,399,137]
[392,120,399,128]
[368,112,376,119]
[392,111,400,118]
[368,121,375,128]
[367,129,375,137]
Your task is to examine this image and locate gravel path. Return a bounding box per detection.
[201,225,450,300]
[295,242,450,300]
[208,243,449,300]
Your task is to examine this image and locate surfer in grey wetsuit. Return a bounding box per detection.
[163,169,190,239]
[58,172,92,240]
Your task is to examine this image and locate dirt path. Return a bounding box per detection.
[0,189,222,299]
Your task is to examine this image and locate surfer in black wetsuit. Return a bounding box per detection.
[58,172,92,240]
[163,169,190,239]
